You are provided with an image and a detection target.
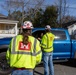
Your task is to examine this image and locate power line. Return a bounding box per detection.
[30,4,76,10]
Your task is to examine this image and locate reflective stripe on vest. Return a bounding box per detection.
[46,34,48,48]
[43,46,53,49]
[11,36,41,56]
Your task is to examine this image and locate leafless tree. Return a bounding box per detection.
[54,0,69,27]
[1,0,45,23]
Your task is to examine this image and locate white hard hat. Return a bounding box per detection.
[45,25,51,29]
[22,21,34,29]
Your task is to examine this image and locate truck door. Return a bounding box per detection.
[52,30,71,60]
[32,29,71,60]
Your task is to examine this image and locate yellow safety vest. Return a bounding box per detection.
[6,35,42,69]
[41,32,55,52]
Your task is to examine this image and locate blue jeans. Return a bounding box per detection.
[11,70,33,75]
[43,52,54,75]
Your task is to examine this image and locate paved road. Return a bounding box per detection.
[8,59,76,75]
[34,59,76,75]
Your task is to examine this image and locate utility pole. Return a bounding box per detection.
[59,0,62,28]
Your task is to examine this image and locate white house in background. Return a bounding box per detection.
[67,24,76,35]
[0,13,19,38]
[0,19,19,38]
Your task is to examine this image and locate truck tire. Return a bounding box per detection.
[0,52,12,75]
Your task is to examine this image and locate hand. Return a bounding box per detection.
[38,38,41,40]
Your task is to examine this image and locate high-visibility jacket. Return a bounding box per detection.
[6,35,42,69]
[41,32,55,52]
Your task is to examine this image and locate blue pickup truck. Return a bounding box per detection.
[0,28,76,74]
[32,28,76,60]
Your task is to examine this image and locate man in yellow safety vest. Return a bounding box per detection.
[6,21,42,75]
[41,25,55,75]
